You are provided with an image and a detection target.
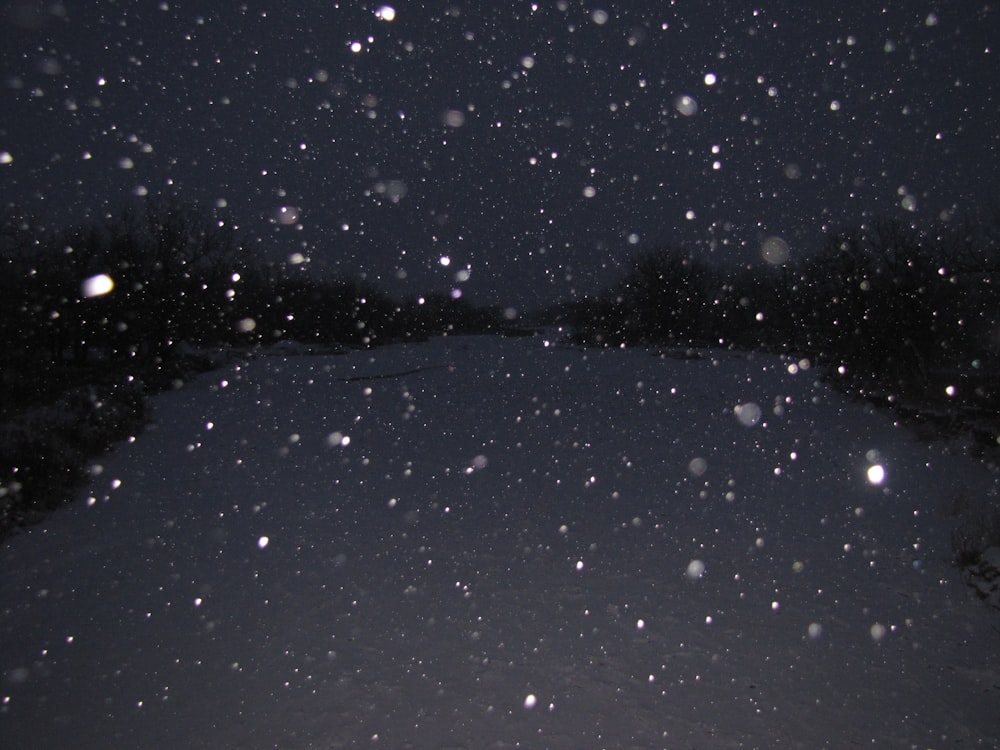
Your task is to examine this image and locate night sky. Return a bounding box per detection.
[2,1,998,308]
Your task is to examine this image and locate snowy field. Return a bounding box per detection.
[2,334,999,749]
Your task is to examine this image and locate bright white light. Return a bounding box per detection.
[704,72,717,86]
[524,694,537,709]
[867,464,885,485]
[326,432,350,447]
[257,536,270,549]
[374,5,396,21]
[81,274,114,298]
[439,255,451,266]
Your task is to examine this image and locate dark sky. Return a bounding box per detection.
[2,1,998,308]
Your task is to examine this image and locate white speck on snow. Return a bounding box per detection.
[0,336,997,748]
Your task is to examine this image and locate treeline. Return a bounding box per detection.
[0,195,508,376]
[0,194,506,535]
[571,213,1000,416]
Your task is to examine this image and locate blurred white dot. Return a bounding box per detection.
[374,5,395,21]
[575,560,584,571]
[866,464,885,485]
[326,431,350,447]
[524,694,537,709]
[442,109,465,127]
[257,536,270,549]
[734,402,762,427]
[704,72,717,86]
[870,623,887,641]
[686,559,705,579]
[760,236,790,265]
[688,457,708,477]
[636,618,645,630]
[674,94,698,116]
[0,151,12,164]
[808,622,823,639]
[81,273,114,298]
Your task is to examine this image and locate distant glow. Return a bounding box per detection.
[442,109,465,127]
[688,457,708,476]
[81,273,114,298]
[866,464,885,485]
[0,151,12,164]
[734,402,762,427]
[349,41,363,53]
[704,72,717,86]
[257,536,269,549]
[686,559,705,579]
[439,255,451,266]
[591,9,609,24]
[524,694,537,709]
[374,6,396,21]
[760,236,790,265]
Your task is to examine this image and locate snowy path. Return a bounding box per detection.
[2,335,998,749]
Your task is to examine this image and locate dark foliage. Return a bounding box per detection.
[571,212,1000,567]
[574,213,1000,417]
[0,194,504,539]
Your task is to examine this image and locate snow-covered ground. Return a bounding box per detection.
[2,334,998,749]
